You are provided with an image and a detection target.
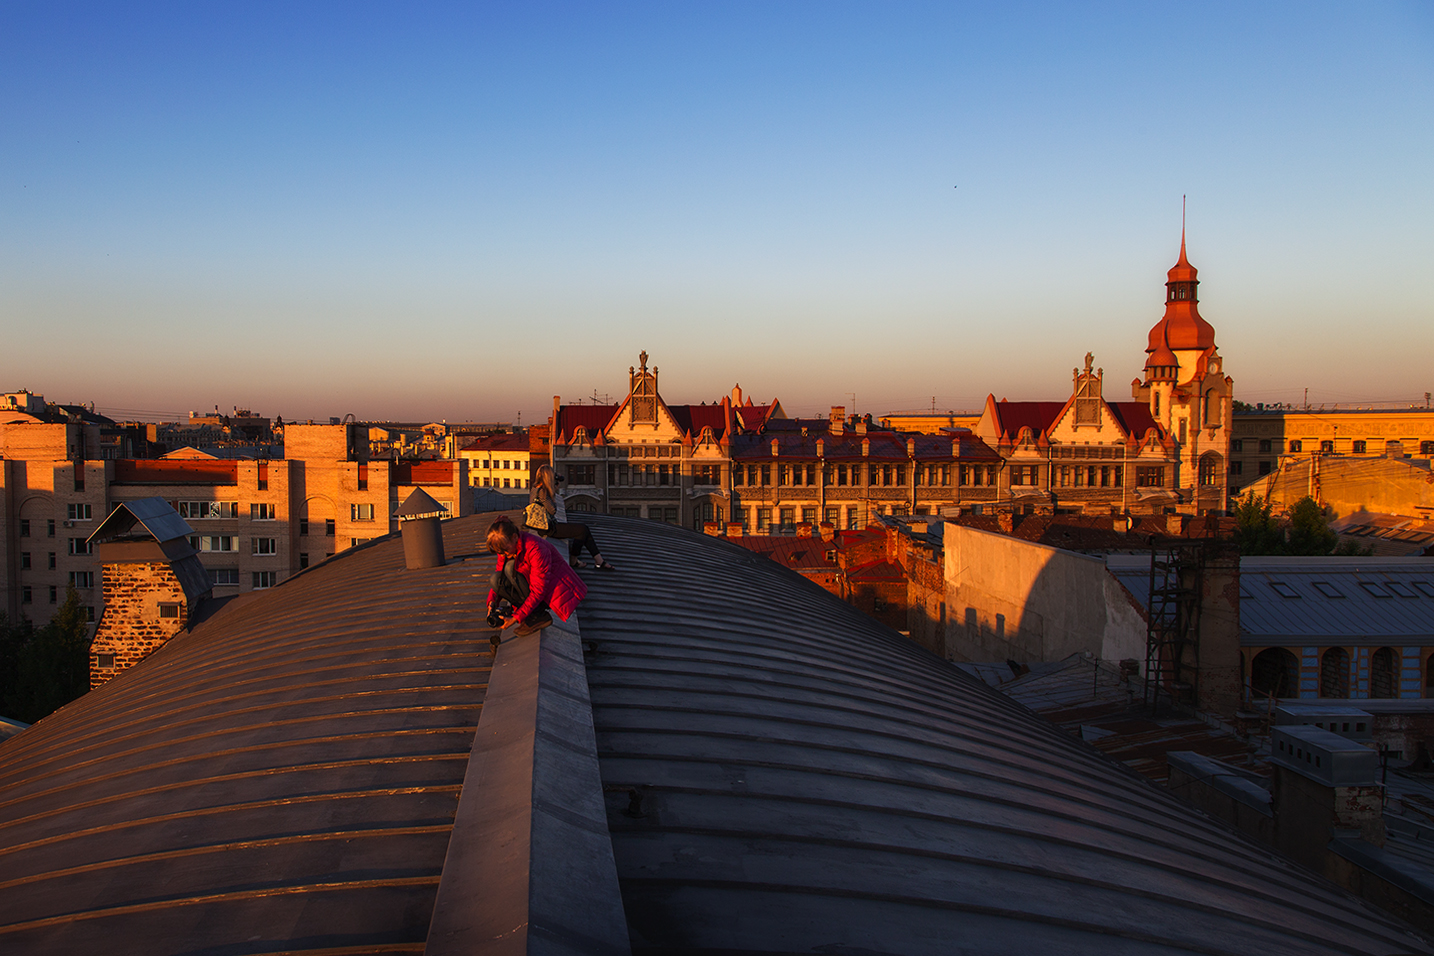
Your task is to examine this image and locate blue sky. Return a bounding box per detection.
[3,2,1431,423]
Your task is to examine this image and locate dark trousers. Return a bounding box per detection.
[490,564,545,619]
[543,520,601,561]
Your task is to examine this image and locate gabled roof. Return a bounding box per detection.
[668,402,728,441]
[553,404,618,442]
[88,497,194,546]
[988,400,1066,441]
[1107,401,1161,438]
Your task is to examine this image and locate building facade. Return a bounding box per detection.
[1230,406,1434,494]
[1,421,470,626]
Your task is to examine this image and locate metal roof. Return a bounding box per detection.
[3,514,1431,954]
[86,496,193,545]
[1107,555,1434,644]
[0,517,499,954]
[579,516,1431,954]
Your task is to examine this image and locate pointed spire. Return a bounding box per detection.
[1178,194,1188,267]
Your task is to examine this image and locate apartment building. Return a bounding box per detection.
[1230,406,1434,492]
[1,421,469,625]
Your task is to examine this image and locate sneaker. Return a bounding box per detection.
[514,609,553,637]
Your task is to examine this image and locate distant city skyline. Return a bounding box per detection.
[4,2,1431,424]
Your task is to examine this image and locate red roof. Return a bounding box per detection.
[1107,402,1160,438]
[991,401,1065,441]
[845,559,906,583]
[668,403,727,440]
[1148,237,1216,352]
[554,405,618,441]
[460,433,529,453]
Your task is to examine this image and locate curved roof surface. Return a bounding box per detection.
[0,519,499,955]
[1,514,1430,955]
[579,515,1431,955]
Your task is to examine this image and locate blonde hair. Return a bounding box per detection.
[535,464,556,497]
[486,516,520,554]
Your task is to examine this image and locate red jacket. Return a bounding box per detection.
[489,530,588,622]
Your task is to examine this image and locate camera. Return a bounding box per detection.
[486,607,505,629]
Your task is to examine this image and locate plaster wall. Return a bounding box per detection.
[942,524,1145,663]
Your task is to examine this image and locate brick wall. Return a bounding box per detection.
[89,561,192,688]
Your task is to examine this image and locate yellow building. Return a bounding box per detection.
[459,432,532,489]
[1231,406,1434,491]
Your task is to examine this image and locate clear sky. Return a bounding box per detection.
[3,2,1431,424]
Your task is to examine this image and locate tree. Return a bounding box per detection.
[0,588,92,724]
[1233,492,1286,555]
[1287,496,1339,555]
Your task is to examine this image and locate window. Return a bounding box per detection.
[569,464,596,485]
[1258,461,1272,476]
[1352,440,1367,454]
[1269,581,1300,599]
[351,503,376,522]
[1136,467,1165,487]
[1010,465,1038,486]
[48,552,55,569]
[49,586,57,604]
[503,459,511,469]
[357,463,368,491]
[251,503,276,520]
[19,519,30,537]
[67,503,92,521]
[209,568,240,586]
[802,508,817,525]
[179,501,238,520]
[1198,455,1218,486]
[1288,440,1302,453]
[780,507,795,528]
[20,552,30,570]
[350,537,370,548]
[1258,439,1272,453]
[299,553,310,569]
[257,462,268,491]
[824,507,838,525]
[252,571,278,589]
[1423,441,1434,456]
[68,537,93,555]
[757,508,772,532]
[1361,582,1392,598]
[760,466,770,486]
[1320,440,1333,454]
[159,603,180,619]
[69,571,94,588]
[299,518,309,536]
[1313,581,1344,598]
[47,519,55,537]
[325,519,336,536]
[21,586,32,605]
[732,466,744,486]
[192,535,236,552]
[1230,461,1243,476]
[96,653,115,669]
[253,537,278,555]
[1231,439,1243,453]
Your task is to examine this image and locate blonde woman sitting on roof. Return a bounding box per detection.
[526,464,616,571]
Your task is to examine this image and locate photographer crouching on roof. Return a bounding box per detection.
[485,515,587,650]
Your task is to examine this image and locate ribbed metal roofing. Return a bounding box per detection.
[0,517,499,955]
[1108,555,1434,644]
[580,516,1432,954]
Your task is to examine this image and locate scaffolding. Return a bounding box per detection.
[1144,539,1207,715]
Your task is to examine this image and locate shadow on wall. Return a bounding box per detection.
[941,524,1147,666]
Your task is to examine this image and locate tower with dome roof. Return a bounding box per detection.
[1131,227,1235,514]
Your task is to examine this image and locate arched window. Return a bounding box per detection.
[1370,647,1398,699]
[1250,647,1299,700]
[1198,453,1220,487]
[1320,647,1350,698]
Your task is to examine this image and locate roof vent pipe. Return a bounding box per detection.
[395,488,449,570]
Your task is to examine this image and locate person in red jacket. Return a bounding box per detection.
[485,515,588,641]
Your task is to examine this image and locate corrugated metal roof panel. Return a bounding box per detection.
[581,517,1429,954]
[1107,555,1434,644]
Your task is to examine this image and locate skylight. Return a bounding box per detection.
[1386,582,1418,598]
[1360,582,1392,598]
[1312,582,1344,598]
[1269,581,1300,599]
[1414,581,1434,598]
